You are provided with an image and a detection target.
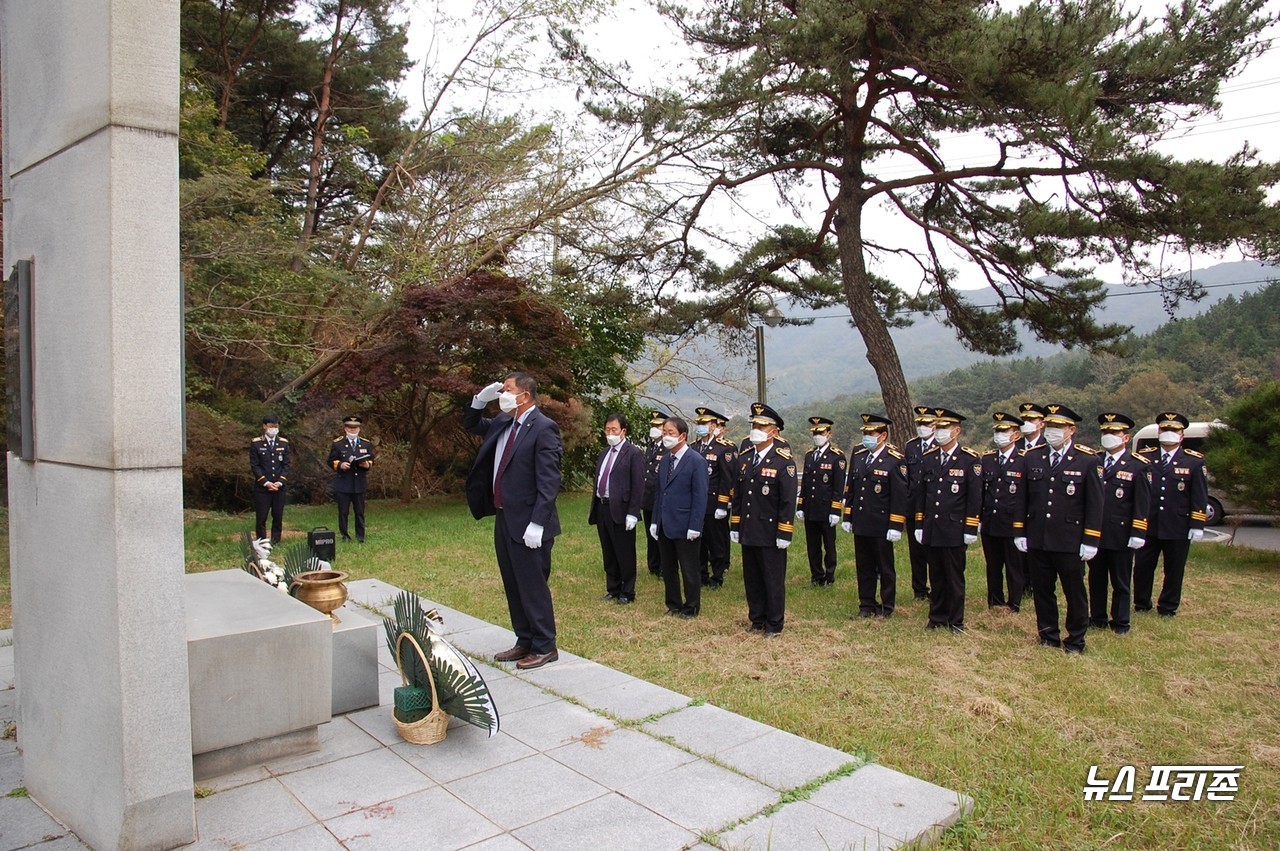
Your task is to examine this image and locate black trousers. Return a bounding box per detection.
[981,532,1026,609]
[924,544,966,629]
[1133,537,1190,615]
[1090,547,1133,630]
[596,510,637,600]
[1028,548,1089,652]
[658,533,701,614]
[494,509,557,654]
[335,491,366,540]
[643,508,661,575]
[741,544,787,633]
[854,534,896,614]
[253,488,286,543]
[805,518,838,584]
[699,514,731,582]
[906,515,929,596]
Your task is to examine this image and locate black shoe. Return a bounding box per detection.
[876,610,892,619]
[1112,626,1130,635]
[1064,646,1085,655]
[1039,638,1062,648]
[708,579,724,589]
[1090,620,1108,629]
[853,610,875,619]
[678,610,697,620]
[1008,604,1020,613]
[601,593,619,601]
[616,596,634,605]
[763,631,782,639]
[1159,611,1176,618]
[1134,605,1152,612]
[745,624,765,633]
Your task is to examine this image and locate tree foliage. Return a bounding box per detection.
[1203,381,1280,513]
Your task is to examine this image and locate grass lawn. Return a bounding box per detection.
[5,493,1279,848]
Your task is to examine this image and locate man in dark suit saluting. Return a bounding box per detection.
[464,372,563,670]
[650,416,709,618]
[589,413,646,604]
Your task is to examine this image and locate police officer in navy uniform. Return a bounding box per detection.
[980,412,1028,611]
[1014,404,1102,654]
[250,412,291,544]
[1133,412,1209,617]
[1018,403,1048,453]
[641,410,669,577]
[1091,412,1151,634]
[903,407,937,601]
[842,414,907,616]
[913,409,982,632]
[731,403,797,637]
[327,415,375,542]
[798,417,846,587]
[691,407,736,588]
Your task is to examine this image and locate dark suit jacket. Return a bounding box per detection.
[588,440,645,526]
[327,436,374,494]
[464,404,563,541]
[1022,442,1103,553]
[844,445,908,536]
[1099,451,1152,549]
[250,436,291,492]
[979,448,1027,538]
[1136,445,1209,538]
[652,447,709,539]
[914,445,983,547]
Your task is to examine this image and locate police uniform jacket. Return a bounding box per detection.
[730,443,798,547]
[328,435,375,494]
[798,444,846,521]
[643,441,665,511]
[915,445,982,547]
[250,436,291,492]
[1097,451,1152,549]
[843,445,907,536]
[979,448,1026,538]
[692,436,736,517]
[1136,446,1209,538]
[903,436,934,505]
[1022,442,1102,553]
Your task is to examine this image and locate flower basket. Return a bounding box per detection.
[393,632,449,745]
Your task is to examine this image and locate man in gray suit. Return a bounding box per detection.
[465,372,563,670]
[650,417,709,618]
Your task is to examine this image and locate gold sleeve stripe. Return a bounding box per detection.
[965,517,980,527]
[1012,521,1024,529]
[1131,519,1148,530]
[915,512,924,521]
[1084,529,1101,538]
[1191,511,1207,520]
[889,514,906,523]
[830,500,843,510]
[718,494,731,503]
[777,522,795,532]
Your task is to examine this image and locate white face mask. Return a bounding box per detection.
[1158,430,1182,447]
[605,434,623,447]
[812,434,829,448]
[993,431,1013,448]
[695,424,710,437]
[861,434,880,451]
[661,434,680,450]
[1044,426,1068,448]
[1020,421,1038,435]
[649,426,662,441]
[917,425,935,441]
[498,391,520,414]
[265,427,279,438]
[1100,433,1124,451]
[933,427,954,445]
[749,428,769,445]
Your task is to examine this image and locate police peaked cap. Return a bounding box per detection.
[1157,412,1190,430]
[1097,412,1136,431]
[750,402,783,430]
[695,407,727,424]
[343,415,363,426]
[1042,404,1082,425]
[262,412,281,424]
[859,413,891,432]
[912,406,936,424]
[1018,402,1047,420]
[930,408,965,426]
[648,410,670,426]
[990,411,1023,429]
[808,416,835,433]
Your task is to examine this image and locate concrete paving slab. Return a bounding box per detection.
[192,777,316,849]
[276,748,434,821]
[262,716,383,775]
[344,579,405,611]
[483,671,561,715]
[514,792,697,851]
[0,752,23,792]
[576,678,690,722]
[642,702,774,756]
[391,724,537,784]
[198,763,272,795]
[0,794,71,851]
[545,726,698,788]
[345,701,409,748]
[446,753,608,831]
[718,799,897,851]
[432,605,497,635]
[462,836,535,851]
[808,763,972,844]
[448,624,530,659]
[239,822,345,850]
[325,785,503,851]
[716,728,859,790]
[617,758,778,834]
[508,657,634,698]
[500,698,617,753]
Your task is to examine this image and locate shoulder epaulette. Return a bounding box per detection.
[829,446,846,455]
[252,436,264,442]
[715,436,736,447]
[333,436,345,443]
[886,447,904,460]
[1022,444,1049,456]
[278,437,289,443]
[1074,444,1096,455]
[1137,445,1158,454]
[1133,453,1152,464]
[852,447,868,455]
[923,445,940,456]
[776,447,793,460]
[960,446,980,457]
[982,449,998,457]
[1185,449,1205,459]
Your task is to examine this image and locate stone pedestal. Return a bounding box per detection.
[331,602,380,716]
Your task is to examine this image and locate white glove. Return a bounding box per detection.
[1014,537,1028,553]
[714,508,728,520]
[687,530,701,541]
[649,523,658,540]
[963,534,977,546]
[1188,529,1204,542]
[476,381,503,403]
[730,531,740,544]
[795,509,805,521]
[1079,544,1098,561]
[1127,536,1146,550]
[914,529,924,545]
[842,521,853,534]
[886,529,901,543]
[522,522,544,549]
[776,538,790,550]
[625,515,638,531]
[828,513,840,527]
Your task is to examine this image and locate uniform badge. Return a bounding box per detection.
[1116,488,1125,499]
[950,482,960,494]
[1066,483,1076,496]
[823,474,829,483]
[874,483,882,494]
[762,484,770,495]
[1178,481,1185,491]
[1008,483,1017,494]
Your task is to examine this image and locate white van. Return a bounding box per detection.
[1131,419,1238,526]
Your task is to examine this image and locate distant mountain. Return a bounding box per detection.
[637,260,1278,418]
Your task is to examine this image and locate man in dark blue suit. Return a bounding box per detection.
[464,372,563,670]
[650,416,709,618]
[589,413,646,604]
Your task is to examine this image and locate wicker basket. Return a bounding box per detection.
[393,632,449,745]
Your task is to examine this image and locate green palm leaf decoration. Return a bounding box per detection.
[277,541,313,592]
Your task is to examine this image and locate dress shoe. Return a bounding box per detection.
[1090,619,1108,629]
[1038,638,1062,648]
[762,631,782,639]
[1008,604,1020,613]
[875,610,892,619]
[852,610,875,619]
[516,650,559,670]
[494,645,531,662]
[745,624,765,633]
[1158,611,1176,618]
[601,593,618,602]
[1112,626,1130,635]
[708,580,724,590]
[616,596,634,605]
[1064,646,1084,655]
[678,610,697,620]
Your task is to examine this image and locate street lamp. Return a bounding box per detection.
[752,301,785,404]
